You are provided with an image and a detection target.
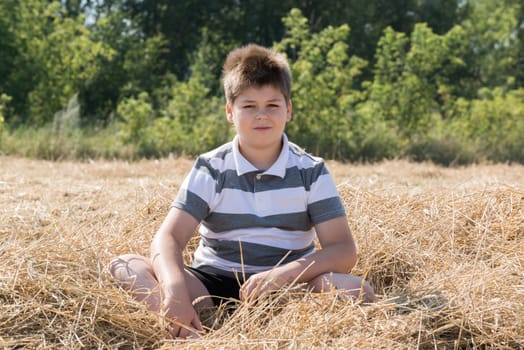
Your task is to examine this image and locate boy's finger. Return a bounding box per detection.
[192,316,203,331]
[239,286,248,301]
[188,331,201,339]
[239,284,253,301]
[166,323,180,338]
[178,327,190,339]
[239,281,250,300]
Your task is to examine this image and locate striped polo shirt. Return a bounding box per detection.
[172,134,346,278]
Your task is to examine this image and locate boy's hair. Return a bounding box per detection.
[222,44,291,104]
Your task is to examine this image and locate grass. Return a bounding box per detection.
[0,157,523,349]
[0,125,141,161]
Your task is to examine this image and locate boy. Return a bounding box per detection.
[110,44,374,339]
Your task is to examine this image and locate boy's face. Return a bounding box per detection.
[226,85,292,153]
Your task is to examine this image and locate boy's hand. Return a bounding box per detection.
[162,297,203,339]
[240,269,291,302]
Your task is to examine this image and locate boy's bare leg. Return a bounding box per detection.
[308,273,375,303]
[109,254,214,312]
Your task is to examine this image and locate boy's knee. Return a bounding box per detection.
[108,254,130,275]
[309,273,337,292]
[108,254,145,283]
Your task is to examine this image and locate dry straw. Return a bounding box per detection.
[1,157,522,349]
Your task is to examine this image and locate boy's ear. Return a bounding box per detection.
[286,99,293,121]
[225,103,234,123]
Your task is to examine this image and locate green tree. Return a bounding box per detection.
[0,0,18,121]
[9,0,113,123]
[457,88,524,162]
[81,5,170,122]
[515,1,524,86]
[117,91,154,149]
[459,0,521,94]
[275,9,368,159]
[116,38,232,157]
[0,94,11,139]
[364,23,467,140]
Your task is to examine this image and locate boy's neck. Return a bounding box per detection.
[238,138,283,171]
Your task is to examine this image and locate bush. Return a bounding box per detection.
[406,136,477,166]
[0,124,135,161]
[0,94,11,143]
[443,88,524,164]
[468,89,524,163]
[116,92,155,153]
[276,9,368,161]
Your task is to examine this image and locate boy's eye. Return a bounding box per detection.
[243,105,255,109]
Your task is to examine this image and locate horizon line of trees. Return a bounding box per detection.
[0,0,523,164]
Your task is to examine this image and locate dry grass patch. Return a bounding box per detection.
[1,156,522,349]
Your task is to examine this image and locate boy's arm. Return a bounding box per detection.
[150,207,202,338]
[240,216,357,300]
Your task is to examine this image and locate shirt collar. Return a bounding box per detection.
[232,134,289,178]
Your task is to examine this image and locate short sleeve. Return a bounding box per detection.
[172,157,217,222]
[307,163,346,224]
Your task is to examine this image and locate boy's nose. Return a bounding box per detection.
[255,108,269,119]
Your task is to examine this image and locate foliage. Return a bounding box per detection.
[0,1,523,164]
[276,9,369,160]
[0,123,135,160]
[53,94,81,136]
[116,91,156,156]
[457,88,524,162]
[0,94,10,141]
[9,0,113,123]
[363,24,467,141]
[159,76,230,156]
[116,43,232,158]
[80,9,169,121]
[460,0,521,91]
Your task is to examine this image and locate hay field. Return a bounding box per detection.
[1,156,523,349]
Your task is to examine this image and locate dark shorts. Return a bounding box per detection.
[185,266,246,306]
